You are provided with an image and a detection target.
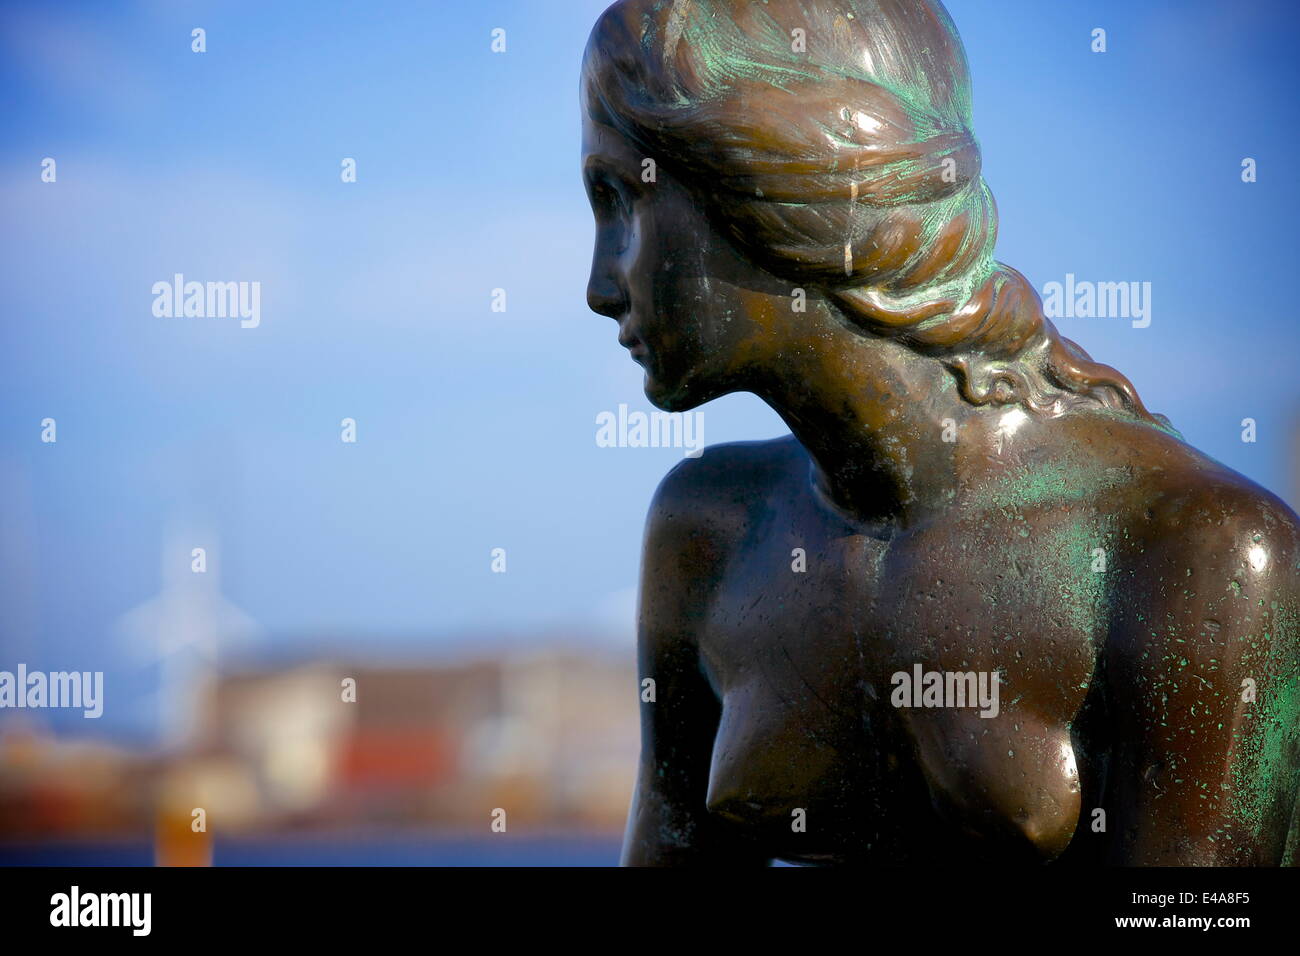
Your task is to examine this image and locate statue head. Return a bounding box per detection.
[582,0,1163,424]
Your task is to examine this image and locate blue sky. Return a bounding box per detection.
[2,0,1298,740]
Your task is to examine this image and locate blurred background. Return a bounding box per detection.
[1,0,1298,865]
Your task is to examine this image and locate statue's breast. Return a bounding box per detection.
[697,519,1097,861]
[698,530,939,857]
[899,705,1084,860]
[698,531,893,844]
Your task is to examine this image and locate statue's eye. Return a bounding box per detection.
[592,179,628,218]
[590,177,632,251]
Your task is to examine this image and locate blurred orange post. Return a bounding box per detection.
[154,773,212,867]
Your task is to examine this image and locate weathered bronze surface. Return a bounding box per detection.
[581,0,1300,865]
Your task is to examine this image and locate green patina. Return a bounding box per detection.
[1227,597,1300,832]
[670,4,821,92]
[1012,511,1111,648]
[969,495,1112,668]
[965,459,1128,515]
[1230,665,1300,830]
[661,0,975,206]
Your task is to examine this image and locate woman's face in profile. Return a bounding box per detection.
[582,113,792,412]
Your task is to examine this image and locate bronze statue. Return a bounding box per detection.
[581,0,1300,865]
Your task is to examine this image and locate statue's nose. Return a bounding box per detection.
[586,270,626,319]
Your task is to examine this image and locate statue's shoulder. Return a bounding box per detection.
[646,434,806,539]
[1109,425,1300,634]
[638,436,806,634]
[1062,413,1299,558]
[1129,428,1298,556]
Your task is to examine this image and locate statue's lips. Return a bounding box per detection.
[618,329,647,358]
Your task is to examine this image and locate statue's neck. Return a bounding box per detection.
[752,313,1021,531]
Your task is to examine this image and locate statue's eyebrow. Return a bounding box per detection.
[583,155,635,191]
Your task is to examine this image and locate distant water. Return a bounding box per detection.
[0,834,623,867]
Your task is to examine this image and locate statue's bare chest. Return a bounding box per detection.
[696,502,1098,862]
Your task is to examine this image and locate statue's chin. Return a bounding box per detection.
[643,374,715,414]
[643,389,679,413]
